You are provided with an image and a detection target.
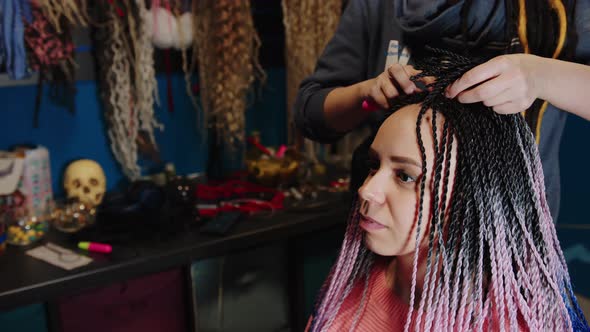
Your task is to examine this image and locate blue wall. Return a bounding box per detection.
[557,115,590,297]
[558,115,590,225]
[0,68,286,196]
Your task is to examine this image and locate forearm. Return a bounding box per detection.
[537,57,590,121]
[324,80,372,132]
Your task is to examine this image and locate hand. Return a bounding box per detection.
[361,64,426,109]
[445,54,545,114]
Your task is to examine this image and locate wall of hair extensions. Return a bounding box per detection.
[0,1,310,331]
[0,0,288,195]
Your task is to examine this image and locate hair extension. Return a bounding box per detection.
[192,0,265,151]
[34,0,89,33]
[135,0,163,146]
[94,1,139,179]
[281,0,342,145]
[308,49,589,331]
[150,1,199,114]
[24,2,77,124]
[172,1,201,114]
[94,1,161,179]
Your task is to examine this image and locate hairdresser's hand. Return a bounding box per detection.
[445,54,545,114]
[361,64,429,109]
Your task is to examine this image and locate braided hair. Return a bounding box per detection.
[309,49,588,331]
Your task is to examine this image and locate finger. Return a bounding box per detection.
[369,87,390,109]
[491,102,521,115]
[388,64,417,94]
[456,73,513,104]
[446,57,508,98]
[404,65,421,77]
[481,88,518,107]
[379,77,400,99]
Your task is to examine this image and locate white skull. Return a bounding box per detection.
[63,159,106,207]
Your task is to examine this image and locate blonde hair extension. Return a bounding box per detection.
[95,1,162,179]
[174,1,201,115]
[281,0,342,144]
[193,0,266,150]
[135,0,163,145]
[106,9,140,179]
[34,0,89,32]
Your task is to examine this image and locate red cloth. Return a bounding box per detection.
[196,180,284,217]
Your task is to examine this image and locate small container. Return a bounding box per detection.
[5,208,49,246]
[50,200,96,233]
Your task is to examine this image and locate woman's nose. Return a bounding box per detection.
[358,175,386,206]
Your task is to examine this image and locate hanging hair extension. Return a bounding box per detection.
[33,0,89,32]
[281,0,342,145]
[169,0,201,115]
[134,0,163,147]
[192,0,265,151]
[309,49,589,332]
[24,2,77,125]
[93,0,162,179]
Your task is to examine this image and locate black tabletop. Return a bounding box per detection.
[0,193,351,311]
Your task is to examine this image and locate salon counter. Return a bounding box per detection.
[0,192,351,331]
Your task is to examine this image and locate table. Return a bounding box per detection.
[0,193,351,331]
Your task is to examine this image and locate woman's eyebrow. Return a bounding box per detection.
[368,147,421,169]
[389,155,422,169]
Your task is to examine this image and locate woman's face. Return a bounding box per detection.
[358,104,455,257]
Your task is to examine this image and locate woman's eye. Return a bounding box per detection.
[396,170,416,183]
[366,158,379,172]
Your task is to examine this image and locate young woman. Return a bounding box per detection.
[306,51,589,332]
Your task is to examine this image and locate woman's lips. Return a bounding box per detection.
[359,214,387,231]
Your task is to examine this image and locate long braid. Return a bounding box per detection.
[489,116,519,330]
[431,121,453,329]
[469,111,507,331]
[415,104,443,330]
[402,106,430,332]
[423,97,452,331]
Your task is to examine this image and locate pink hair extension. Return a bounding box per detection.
[493,203,518,330]
[348,254,374,331]
[311,201,367,331]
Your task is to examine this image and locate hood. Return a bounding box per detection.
[394,0,509,56]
